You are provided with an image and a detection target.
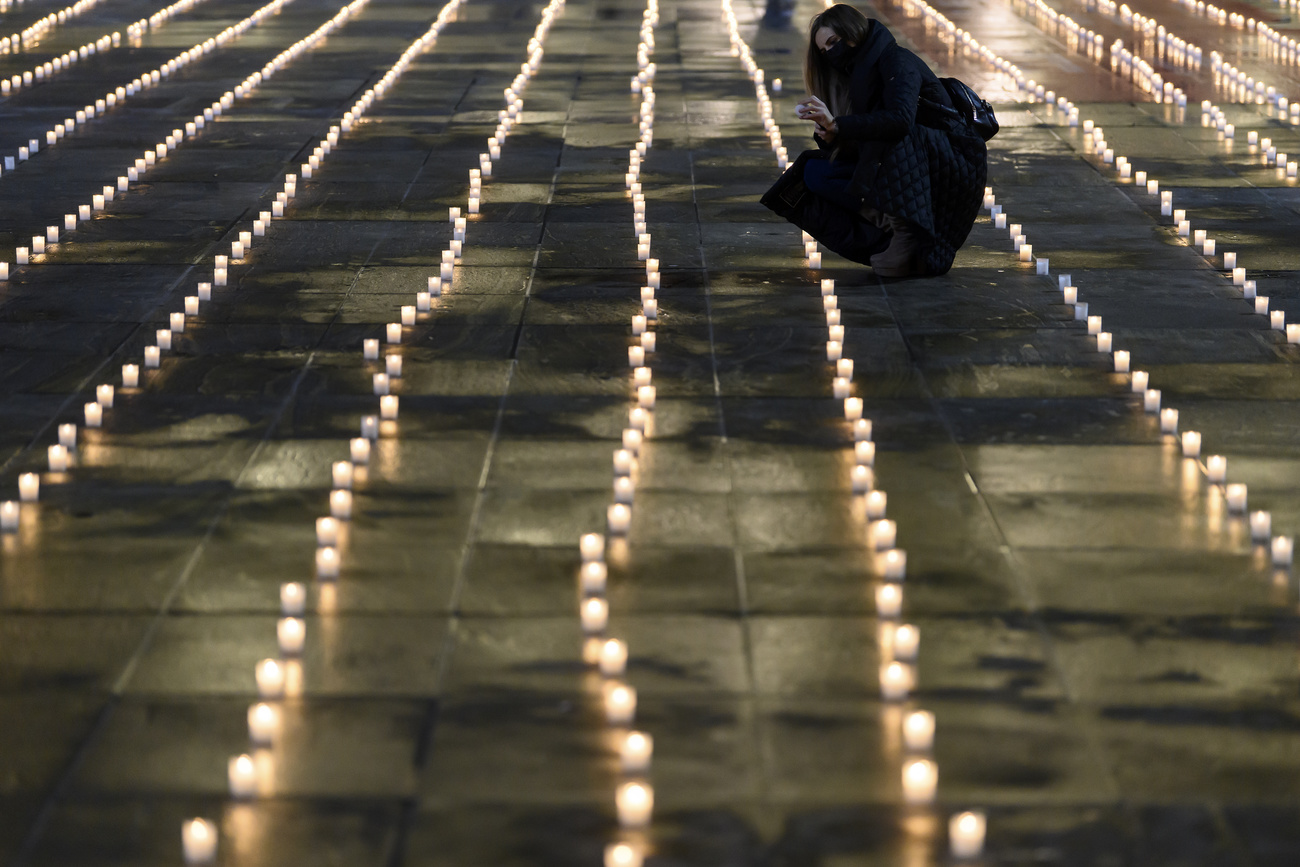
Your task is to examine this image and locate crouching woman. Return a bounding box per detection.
[762,4,988,278]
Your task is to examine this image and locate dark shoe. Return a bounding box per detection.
[869,215,920,277]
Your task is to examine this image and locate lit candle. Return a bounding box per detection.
[1160,408,1178,433]
[949,811,987,858]
[1250,511,1272,542]
[145,346,160,368]
[636,386,655,409]
[892,624,919,660]
[1204,238,1216,257]
[373,373,389,396]
[832,377,851,399]
[1181,431,1201,457]
[902,758,938,804]
[599,638,628,676]
[850,465,874,494]
[1273,536,1294,567]
[248,703,280,745]
[620,731,653,772]
[1224,252,1237,269]
[1113,350,1130,373]
[1226,483,1248,513]
[580,533,605,562]
[826,341,842,362]
[628,346,645,368]
[1256,297,1270,315]
[1096,332,1112,353]
[604,681,637,723]
[1206,455,1227,483]
[1144,389,1161,413]
[228,754,257,798]
[84,401,102,427]
[1131,371,1148,393]
[866,490,887,519]
[836,358,853,380]
[883,548,907,580]
[380,395,399,420]
[581,597,608,633]
[277,617,305,654]
[255,658,285,697]
[401,305,416,326]
[315,546,339,579]
[616,781,653,827]
[871,519,897,550]
[903,710,935,751]
[386,323,401,344]
[181,818,218,864]
[1233,268,1246,286]
[876,584,902,617]
[1019,244,1032,262]
[808,251,821,269]
[59,424,76,449]
[281,582,306,615]
[641,333,656,352]
[880,661,909,699]
[364,339,379,361]
[0,501,17,531]
[47,444,69,472]
[330,489,353,519]
[1087,315,1102,336]
[198,282,212,301]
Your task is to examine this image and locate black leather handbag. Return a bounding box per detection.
[939,77,999,141]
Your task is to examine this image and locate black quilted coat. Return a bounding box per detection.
[816,22,986,275]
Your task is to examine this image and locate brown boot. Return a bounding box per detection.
[869,214,920,278]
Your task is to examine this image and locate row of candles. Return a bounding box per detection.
[1,0,217,104]
[600,5,661,865]
[1,0,304,187]
[756,0,986,854]
[1,0,379,534]
[0,0,106,55]
[719,0,786,168]
[1077,0,1204,73]
[188,0,532,857]
[1170,0,1300,74]
[902,0,1300,569]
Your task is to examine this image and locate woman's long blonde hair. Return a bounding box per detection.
[803,4,873,116]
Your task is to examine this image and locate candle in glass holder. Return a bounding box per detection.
[1205,455,1227,483]
[145,346,160,368]
[850,465,874,494]
[182,818,217,864]
[84,401,102,427]
[157,329,172,350]
[1226,483,1248,513]
[949,811,987,858]
[316,545,339,579]
[903,710,935,751]
[616,782,653,827]
[903,759,938,804]
[1113,350,1130,372]
[277,617,305,654]
[620,731,653,772]
[599,638,628,676]
[871,519,897,551]
[1160,408,1178,433]
[866,490,887,520]
[255,659,285,697]
[581,597,608,633]
[386,323,401,344]
[47,444,69,472]
[1144,389,1161,413]
[228,754,257,798]
[1273,536,1294,567]
[1097,332,1112,353]
[880,661,909,699]
[281,582,306,615]
[386,355,401,378]
[604,682,637,724]
[883,548,906,580]
[1250,511,1272,542]
[0,501,17,531]
[380,395,399,420]
[892,624,919,660]
[96,384,114,407]
[330,490,353,519]
[248,703,280,745]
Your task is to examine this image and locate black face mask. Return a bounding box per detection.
[823,40,854,74]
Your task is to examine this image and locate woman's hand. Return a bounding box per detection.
[796,96,838,135]
[814,123,836,143]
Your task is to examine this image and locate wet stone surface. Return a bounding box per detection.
[1,0,1300,861]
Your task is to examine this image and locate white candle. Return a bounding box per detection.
[881,661,910,700]
[1087,315,1102,336]
[364,339,379,360]
[581,561,608,595]
[1160,408,1178,433]
[580,533,605,562]
[1226,483,1248,513]
[1131,370,1148,393]
[994,213,1007,229]
[1181,430,1201,457]
[330,489,353,519]
[277,617,306,654]
[315,545,340,579]
[640,333,656,352]
[380,395,399,420]
[1019,244,1032,262]
[1273,536,1294,567]
[832,377,851,399]
[198,282,212,301]
[875,584,903,618]
[808,252,821,269]
[281,582,306,615]
[903,710,936,751]
[1206,455,1227,483]
[636,386,655,409]
[871,519,897,551]
[386,323,402,344]
[1233,268,1246,286]
[616,781,653,827]
[228,754,257,798]
[581,597,609,633]
[96,383,114,407]
[902,758,938,804]
[1250,511,1272,542]
[1224,252,1237,269]
[837,358,854,380]
[1272,311,1286,331]
[47,444,69,472]
[248,703,280,744]
[401,305,416,326]
[883,548,907,580]
[59,424,76,449]
[1204,238,1215,257]
[866,490,887,519]
[604,682,637,723]
[1113,350,1130,373]
[181,818,218,864]
[1147,179,1159,195]
[214,268,226,286]
[1256,297,1270,315]
[843,398,863,422]
[821,278,835,296]
[892,624,920,661]
[628,346,645,368]
[850,465,874,494]
[0,501,17,531]
[620,731,653,772]
[185,296,199,316]
[145,346,160,368]
[949,811,987,858]
[826,341,842,362]
[599,638,628,676]
[372,373,389,396]
[84,401,102,427]
[1096,332,1112,353]
[1144,389,1161,413]
[255,658,285,697]
[605,844,642,867]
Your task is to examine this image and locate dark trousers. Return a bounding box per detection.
[803,159,862,215]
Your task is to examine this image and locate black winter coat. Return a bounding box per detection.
[818,21,987,275]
